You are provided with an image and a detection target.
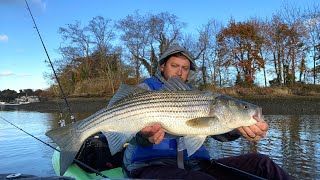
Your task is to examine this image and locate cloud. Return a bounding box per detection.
[0,71,31,77]
[30,0,47,12]
[0,35,8,42]
[17,73,32,77]
[0,0,46,12]
[0,71,14,76]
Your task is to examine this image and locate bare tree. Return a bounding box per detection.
[254,17,271,87]
[278,2,309,86]
[117,10,150,79]
[87,16,118,94]
[58,21,94,80]
[187,19,223,87]
[117,11,186,78]
[303,4,320,84]
[267,16,286,86]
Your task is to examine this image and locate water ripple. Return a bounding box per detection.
[207,115,320,179]
[0,112,319,179]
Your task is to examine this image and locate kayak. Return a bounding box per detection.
[52,132,126,180]
[52,149,125,179]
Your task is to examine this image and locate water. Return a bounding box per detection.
[0,111,56,176]
[207,115,320,179]
[0,111,319,179]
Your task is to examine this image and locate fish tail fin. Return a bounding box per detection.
[46,123,82,176]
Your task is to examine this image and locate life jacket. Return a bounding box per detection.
[143,77,164,91]
[130,77,210,163]
[131,138,210,163]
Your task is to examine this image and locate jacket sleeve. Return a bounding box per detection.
[137,83,152,90]
[212,129,241,142]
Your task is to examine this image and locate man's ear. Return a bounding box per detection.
[160,63,165,72]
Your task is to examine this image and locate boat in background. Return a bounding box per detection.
[15,95,40,104]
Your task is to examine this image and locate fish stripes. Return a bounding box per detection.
[46,80,261,176]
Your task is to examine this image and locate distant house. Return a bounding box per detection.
[15,95,40,104]
[27,96,40,103]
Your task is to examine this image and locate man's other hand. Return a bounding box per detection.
[139,123,165,144]
[237,118,269,142]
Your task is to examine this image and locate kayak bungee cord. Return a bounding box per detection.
[22,0,108,178]
[24,0,75,123]
[0,116,108,178]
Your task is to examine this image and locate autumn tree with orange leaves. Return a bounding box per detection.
[217,20,265,86]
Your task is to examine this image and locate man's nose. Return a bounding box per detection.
[176,68,182,76]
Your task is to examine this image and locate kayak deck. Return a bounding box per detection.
[52,149,124,180]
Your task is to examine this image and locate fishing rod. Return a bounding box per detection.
[24,0,75,123]
[212,160,267,180]
[0,116,108,178]
[23,0,108,178]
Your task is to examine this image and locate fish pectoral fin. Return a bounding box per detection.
[182,135,207,156]
[103,131,134,155]
[186,117,217,128]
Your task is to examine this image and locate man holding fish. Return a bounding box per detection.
[122,44,292,179]
[46,44,293,179]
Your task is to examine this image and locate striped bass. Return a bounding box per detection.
[46,78,262,175]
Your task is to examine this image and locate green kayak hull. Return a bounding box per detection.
[52,149,125,179]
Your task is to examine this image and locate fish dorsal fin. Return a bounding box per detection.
[107,84,148,108]
[161,77,191,91]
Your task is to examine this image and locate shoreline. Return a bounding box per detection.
[240,96,320,115]
[1,96,320,115]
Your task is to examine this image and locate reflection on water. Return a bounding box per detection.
[207,115,320,179]
[0,111,319,179]
[0,111,56,176]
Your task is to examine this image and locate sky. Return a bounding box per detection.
[0,0,319,92]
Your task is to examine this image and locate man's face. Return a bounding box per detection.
[160,56,190,82]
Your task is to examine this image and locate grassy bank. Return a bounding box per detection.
[4,93,318,115]
[2,84,319,115]
[240,96,320,115]
[204,85,320,97]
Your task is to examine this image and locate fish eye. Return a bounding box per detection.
[243,104,249,109]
